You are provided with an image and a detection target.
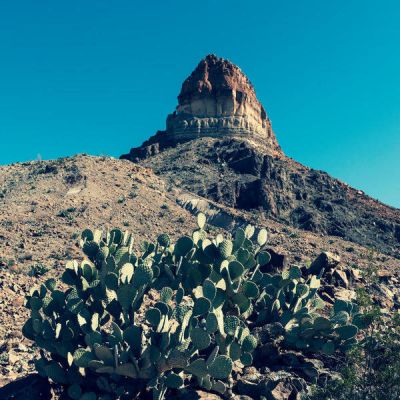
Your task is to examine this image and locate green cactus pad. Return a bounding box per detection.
[206,312,219,333]
[186,358,208,378]
[233,228,246,250]
[167,349,188,368]
[242,281,259,298]
[43,362,68,384]
[235,248,249,265]
[240,352,253,366]
[133,263,153,287]
[289,266,302,280]
[82,241,100,259]
[166,372,184,389]
[155,301,169,316]
[228,260,245,281]
[313,317,332,331]
[211,381,227,394]
[331,310,350,325]
[209,355,233,379]
[114,247,130,266]
[110,229,123,245]
[67,384,82,400]
[203,279,217,301]
[224,315,240,336]
[229,341,242,361]
[79,392,97,400]
[157,233,171,247]
[191,327,211,350]
[146,307,162,327]
[257,228,268,246]
[244,225,255,239]
[115,363,137,378]
[193,297,211,316]
[94,346,114,366]
[104,273,118,290]
[81,229,94,241]
[117,284,136,311]
[73,348,95,368]
[218,240,233,259]
[160,286,173,303]
[197,213,206,229]
[333,299,352,314]
[335,324,358,340]
[242,335,257,353]
[176,286,184,304]
[296,283,309,298]
[174,236,194,257]
[120,263,134,283]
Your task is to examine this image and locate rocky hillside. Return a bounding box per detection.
[125,137,400,258]
[0,155,399,390]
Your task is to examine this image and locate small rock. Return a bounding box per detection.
[350,268,361,280]
[334,288,356,301]
[333,269,349,288]
[17,344,28,352]
[8,353,18,365]
[309,252,340,275]
[270,381,293,400]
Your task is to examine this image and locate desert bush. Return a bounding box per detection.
[22,214,366,399]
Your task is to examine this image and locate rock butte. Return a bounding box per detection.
[122,54,282,160]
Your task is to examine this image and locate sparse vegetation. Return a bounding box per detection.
[307,251,400,400]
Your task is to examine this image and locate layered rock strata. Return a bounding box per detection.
[166,54,278,148]
[122,54,281,161]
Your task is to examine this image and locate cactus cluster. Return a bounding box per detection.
[23,214,367,399]
[254,266,366,354]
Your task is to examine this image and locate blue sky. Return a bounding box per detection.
[0,1,399,208]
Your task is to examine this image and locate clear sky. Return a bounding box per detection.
[0,1,399,208]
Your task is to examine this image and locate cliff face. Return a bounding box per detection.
[166,54,280,151]
[121,54,281,161]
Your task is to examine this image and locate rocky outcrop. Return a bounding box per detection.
[167,54,279,149]
[121,54,281,161]
[130,137,400,258]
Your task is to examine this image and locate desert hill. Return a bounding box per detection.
[0,54,399,398]
[0,154,399,388]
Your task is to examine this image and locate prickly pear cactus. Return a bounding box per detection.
[22,216,367,399]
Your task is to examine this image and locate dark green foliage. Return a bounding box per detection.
[23,215,367,400]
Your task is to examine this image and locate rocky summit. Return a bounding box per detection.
[121,54,281,161]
